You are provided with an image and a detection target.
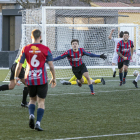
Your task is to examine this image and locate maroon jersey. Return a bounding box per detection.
[19,43,53,85]
[54,48,100,67]
[116,40,134,62]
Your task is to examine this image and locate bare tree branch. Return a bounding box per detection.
[16,0,42,9]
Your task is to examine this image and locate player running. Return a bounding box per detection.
[15,29,56,131]
[108,29,123,77]
[0,57,28,108]
[116,31,134,86]
[53,39,107,95]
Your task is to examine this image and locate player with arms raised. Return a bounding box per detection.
[53,39,107,95]
[108,29,123,77]
[15,29,56,131]
[116,31,134,86]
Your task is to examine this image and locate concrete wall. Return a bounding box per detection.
[15,16,22,50]
[2,9,22,51]
[0,50,18,68]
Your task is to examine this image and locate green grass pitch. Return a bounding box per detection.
[0,70,140,139]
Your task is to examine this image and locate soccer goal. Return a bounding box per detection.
[3,7,140,82]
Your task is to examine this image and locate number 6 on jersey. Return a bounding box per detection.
[31,55,40,67]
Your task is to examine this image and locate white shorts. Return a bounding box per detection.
[112,53,118,64]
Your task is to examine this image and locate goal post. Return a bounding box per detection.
[3,6,140,82]
[21,23,140,78]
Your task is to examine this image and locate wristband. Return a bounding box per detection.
[14,77,18,80]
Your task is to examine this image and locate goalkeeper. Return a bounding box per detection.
[60,75,105,85]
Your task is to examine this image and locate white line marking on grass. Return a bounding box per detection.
[96,88,140,93]
[0,94,22,96]
[49,93,79,95]
[53,132,140,140]
[49,88,139,95]
[1,105,17,107]
[0,88,139,96]
[106,79,134,82]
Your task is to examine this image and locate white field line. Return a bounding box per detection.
[1,105,18,107]
[1,78,136,83]
[52,132,140,140]
[0,94,23,96]
[0,88,139,96]
[0,80,139,139]
[49,88,139,95]
[106,79,134,82]
[0,88,140,139]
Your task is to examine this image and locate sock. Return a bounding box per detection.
[94,79,101,84]
[37,108,44,123]
[71,81,77,85]
[36,121,40,126]
[123,71,127,79]
[112,66,116,72]
[29,104,35,116]
[119,73,123,82]
[22,87,28,104]
[89,84,94,93]
[135,74,140,82]
[29,114,35,118]
[0,85,9,91]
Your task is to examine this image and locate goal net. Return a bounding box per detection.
[3,7,140,81]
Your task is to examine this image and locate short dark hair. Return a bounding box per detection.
[31,29,41,40]
[123,31,129,36]
[71,39,79,45]
[119,31,123,38]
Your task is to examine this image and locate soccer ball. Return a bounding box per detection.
[133,70,139,77]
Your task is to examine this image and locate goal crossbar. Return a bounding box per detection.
[42,6,140,10]
[22,24,139,27]
[51,66,140,69]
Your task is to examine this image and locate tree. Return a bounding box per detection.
[16,0,138,8]
[43,0,56,6]
[16,0,42,9]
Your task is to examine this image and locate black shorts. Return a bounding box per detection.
[72,63,88,80]
[118,60,130,69]
[27,83,48,99]
[10,63,25,80]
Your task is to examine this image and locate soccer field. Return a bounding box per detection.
[0,76,140,140]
